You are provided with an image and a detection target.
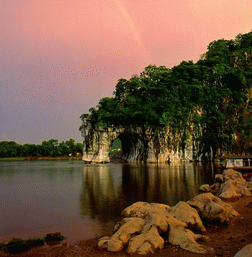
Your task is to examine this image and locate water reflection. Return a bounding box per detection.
[80,163,216,223]
[0,161,217,243]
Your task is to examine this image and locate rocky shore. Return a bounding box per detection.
[1,169,252,257]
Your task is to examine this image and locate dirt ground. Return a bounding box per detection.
[1,196,252,257]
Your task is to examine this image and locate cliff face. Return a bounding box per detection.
[80,117,203,163]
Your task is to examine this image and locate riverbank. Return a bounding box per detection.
[1,196,251,257]
[0,156,83,161]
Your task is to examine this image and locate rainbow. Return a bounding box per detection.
[112,0,151,65]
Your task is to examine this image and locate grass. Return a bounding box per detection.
[0,233,66,253]
[0,157,26,161]
[0,156,83,161]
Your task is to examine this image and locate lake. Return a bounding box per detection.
[0,160,216,244]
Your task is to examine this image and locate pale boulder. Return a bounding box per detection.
[127,225,164,255]
[121,201,170,218]
[168,201,206,232]
[127,210,211,255]
[219,169,251,199]
[234,243,252,257]
[164,212,212,254]
[113,217,146,244]
[199,184,211,192]
[246,181,252,191]
[223,169,246,184]
[99,196,238,255]
[107,238,124,252]
[98,217,146,251]
[187,193,239,224]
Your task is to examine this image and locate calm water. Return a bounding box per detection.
[0,161,216,244]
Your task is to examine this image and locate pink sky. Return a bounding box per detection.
[1,0,252,144]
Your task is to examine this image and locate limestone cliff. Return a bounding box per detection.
[80,116,203,163]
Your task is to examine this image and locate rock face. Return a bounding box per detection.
[234,243,252,257]
[200,169,252,199]
[80,117,197,163]
[187,193,239,224]
[98,193,238,255]
[168,201,206,232]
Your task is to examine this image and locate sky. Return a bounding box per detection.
[1,0,252,144]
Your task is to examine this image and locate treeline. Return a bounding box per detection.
[0,139,83,158]
[80,31,252,159]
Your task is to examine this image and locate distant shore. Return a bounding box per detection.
[0,156,83,161]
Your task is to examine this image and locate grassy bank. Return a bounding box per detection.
[0,233,66,253]
[0,157,26,161]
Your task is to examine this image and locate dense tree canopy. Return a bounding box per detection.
[81,31,252,159]
[0,139,83,158]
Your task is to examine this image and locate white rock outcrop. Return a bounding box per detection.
[98,194,238,255]
[187,193,239,224]
[121,201,170,218]
[219,169,251,199]
[200,169,251,199]
[168,201,206,232]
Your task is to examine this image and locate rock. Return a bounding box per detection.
[168,201,206,232]
[113,217,146,244]
[167,215,211,254]
[101,201,213,255]
[199,169,252,200]
[127,211,211,255]
[187,193,239,224]
[212,174,224,190]
[215,174,224,183]
[199,184,211,192]
[234,243,252,257]
[121,201,170,218]
[220,180,251,199]
[98,217,146,251]
[246,181,252,191]
[98,236,111,249]
[99,195,240,255]
[223,169,246,184]
[219,169,251,199]
[107,239,124,252]
[127,225,165,255]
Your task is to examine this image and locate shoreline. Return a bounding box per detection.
[1,196,251,257]
[0,156,83,161]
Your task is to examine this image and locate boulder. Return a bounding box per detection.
[99,194,239,255]
[199,169,252,199]
[98,217,146,251]
[187,193,239,224]
[127,210,212,255]
[223,169,246,183]
[121,201,170,218]
[219,169,251,199]
[199,184,211,192]
[127,225,165,255]
[167,214,211,254]
[234,243,252,257]
[246,181,252,191]
[113,217,146,244]
[169,201,206,232]
[100,201,215,255]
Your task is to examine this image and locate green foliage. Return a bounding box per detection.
[1,237,44,253]
[81,31,252,158]
[44,233,66,242]
[0,139,83,158]
[1,234,66,253]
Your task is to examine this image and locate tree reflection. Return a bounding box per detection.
[80,163,216,223]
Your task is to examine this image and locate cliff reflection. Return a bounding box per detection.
[80,163,215,223]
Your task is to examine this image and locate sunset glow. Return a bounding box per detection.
[1,0,252,144]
